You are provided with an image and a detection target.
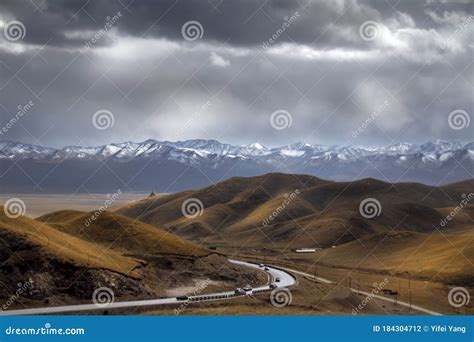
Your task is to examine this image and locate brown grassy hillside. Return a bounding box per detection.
[37,210,208,258]
[319,230,474,284]
[116,173,473,248]
[0,208,141,277]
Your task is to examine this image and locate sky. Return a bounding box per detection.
[0,0,472,148]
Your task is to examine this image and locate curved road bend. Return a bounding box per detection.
[0,260,295,316]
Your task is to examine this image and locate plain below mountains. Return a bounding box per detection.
[0,139,473,192]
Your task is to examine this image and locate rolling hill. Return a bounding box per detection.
[0,206,267,311]
[0,207,152,308]
[317,230,474,284]
[37,210,209,258]
[116,173,473,283]
[116,173,473,247]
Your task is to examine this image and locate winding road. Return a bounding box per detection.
[0,260,441,316]
[0,260,295,316]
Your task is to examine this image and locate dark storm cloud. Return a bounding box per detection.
[0,0,472,148]
[0,0,450,48]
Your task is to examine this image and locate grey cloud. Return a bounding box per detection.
[0,0,472,149]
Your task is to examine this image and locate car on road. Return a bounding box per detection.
[264,266,270,271]
[275,277,281,282]
[243,284,253,293]
[234,288,245,295]
[269,283,277,289]
[259,264,264,268]
[176,295,188,301]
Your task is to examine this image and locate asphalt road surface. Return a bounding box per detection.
[0,260,295,316]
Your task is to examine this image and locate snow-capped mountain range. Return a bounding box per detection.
[1,139,472,161]
[1,139,472,192]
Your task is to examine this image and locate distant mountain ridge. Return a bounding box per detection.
[0,139,471,161]
[0,139,472,192]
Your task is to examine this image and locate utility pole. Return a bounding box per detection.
[357,258,362,295]
[408,272,411,312]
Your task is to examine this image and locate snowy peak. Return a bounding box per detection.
[0,139,472,163]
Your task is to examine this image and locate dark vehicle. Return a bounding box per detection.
[234,288,245,295]
[269,283,277,289]
[275,277,281,282]
[176,295,189,301]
